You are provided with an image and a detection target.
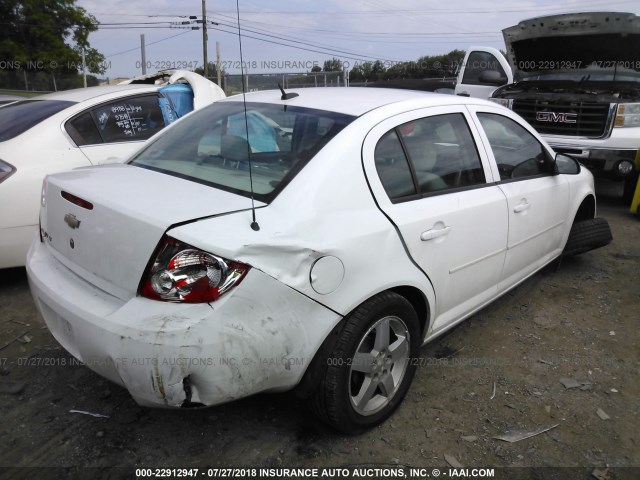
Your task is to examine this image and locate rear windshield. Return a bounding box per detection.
[0,100,75,142]
[130,101,355,202]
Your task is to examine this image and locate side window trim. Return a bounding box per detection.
[374,129,418,201]
[394,126,420,195]
[461,107,500,183]
[388,180,500,204]
[493,173,552,185]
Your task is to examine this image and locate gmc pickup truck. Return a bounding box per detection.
[455,12,640,200]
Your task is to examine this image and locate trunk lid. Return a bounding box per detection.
[41,164,259,300]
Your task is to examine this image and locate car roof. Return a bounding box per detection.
[33,84,158,103]
[223,87,477,116]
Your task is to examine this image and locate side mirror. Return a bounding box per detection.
[478,70,507,86]
[555,153,581,175]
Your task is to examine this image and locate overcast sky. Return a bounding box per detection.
[77,0,639,79]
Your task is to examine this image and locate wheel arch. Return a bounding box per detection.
[573,194,596,223]
[560,193,596,251]
[388,285,430,339]
[295,284,431,399]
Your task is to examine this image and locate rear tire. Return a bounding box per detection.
[563,218,612,257]
[310,292,420,434]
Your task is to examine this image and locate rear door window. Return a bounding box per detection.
[65,95,167,146]
[375,130,417,199]
[374,113,486,201]
[92,95,166,143]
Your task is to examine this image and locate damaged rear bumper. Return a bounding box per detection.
[26,238,341,408]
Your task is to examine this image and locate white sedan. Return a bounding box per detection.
[0,70,225,268]
[27,88,610,433]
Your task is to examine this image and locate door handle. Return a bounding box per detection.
[513,201,531,213]
[421,226,451,241]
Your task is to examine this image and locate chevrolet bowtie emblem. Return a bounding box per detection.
[64,213,81,229]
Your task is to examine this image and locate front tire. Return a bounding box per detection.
[310,292,420,433]
[563,218,612,256]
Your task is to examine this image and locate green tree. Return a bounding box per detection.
[349,62,370,82]
[323,58,343,72]
[0,0,105,90]
[350,60,386,83]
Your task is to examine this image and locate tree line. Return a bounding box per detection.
[319,51,465,82]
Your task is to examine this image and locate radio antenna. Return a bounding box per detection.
[235,0,260,231]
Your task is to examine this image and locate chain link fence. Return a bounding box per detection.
[218,71,347,94]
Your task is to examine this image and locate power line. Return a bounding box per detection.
[97,22,177,25]
[210,13,500,59]
[212,17,399,62]
[91,13,191,18]
[208,25,396,63]
[214,11,501,37]
[105,31,192,58]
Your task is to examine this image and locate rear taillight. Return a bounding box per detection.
[141,236,249,303]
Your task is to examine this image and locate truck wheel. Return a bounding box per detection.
[310,292,420,434]
[563,218,612,257]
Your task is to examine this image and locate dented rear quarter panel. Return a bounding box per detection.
[168,117,436,321]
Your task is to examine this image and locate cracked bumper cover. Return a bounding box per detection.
[26,238,341,408]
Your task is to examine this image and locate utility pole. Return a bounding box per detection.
[216,41,221,86]
[140,34,147,74]
[202,0,208,78]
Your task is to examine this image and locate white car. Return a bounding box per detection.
[27,88,610,433]
[0,70,225,268]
